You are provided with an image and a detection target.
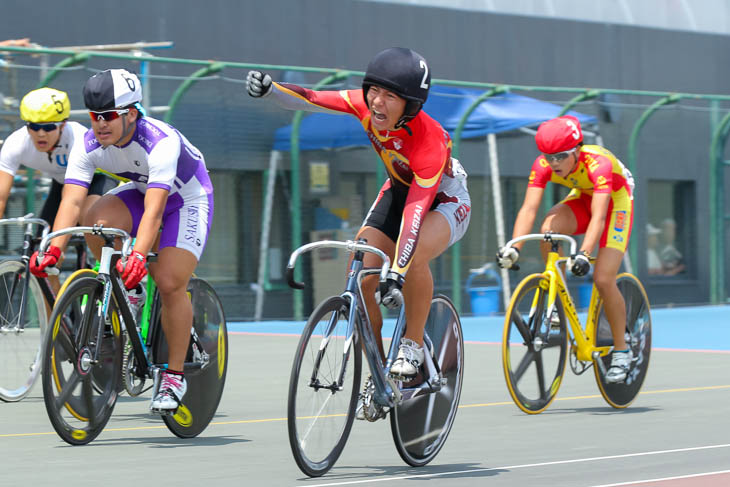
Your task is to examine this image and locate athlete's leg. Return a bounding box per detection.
[79,194,102,224]
[539,203,579,260]
[594,248,627,350]
[355,226,395,362]
[148,247,196,371]
[81,194,133,258]
[401,211,451,346]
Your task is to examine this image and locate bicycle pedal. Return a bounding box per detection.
[388,372,408,382]
[150,406,177,416]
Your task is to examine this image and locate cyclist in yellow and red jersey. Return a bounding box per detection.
[247,48,471,416]
[497,115,635,383]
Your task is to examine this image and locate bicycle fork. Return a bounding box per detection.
[0,261,31,333]
[307,293,357,393]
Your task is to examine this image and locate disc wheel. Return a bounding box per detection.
[593,273,652,408]
[41,276,122,445]
[0,259,48,402]
[287,296,361,477]
[502,274,569,414]
[390,294,464,467]
[157,278,228,438]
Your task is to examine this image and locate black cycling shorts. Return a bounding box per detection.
[363,184,439,244]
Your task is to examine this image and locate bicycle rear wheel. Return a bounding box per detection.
[390,294,464,467]
[0,259,48,402]
[502,274,569,414]
[157,278,228,438]
[288,296,361,477]
[593,273,652,408]
[41,276,122,445]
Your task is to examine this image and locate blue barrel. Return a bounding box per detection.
[577,282,593,309]
[466,266,502,315]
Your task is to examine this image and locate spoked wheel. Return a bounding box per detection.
[502,274,569,414]
[390,294,464,467]
[41,276,122,445]
[288,296,361,477]
[593,273,652,408]
[157,278,228,438]
[0,259,48,402]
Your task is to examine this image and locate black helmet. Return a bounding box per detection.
[83,69,142,112]
[362,47,430,129]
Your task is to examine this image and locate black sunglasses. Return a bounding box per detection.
[27,122,60,132]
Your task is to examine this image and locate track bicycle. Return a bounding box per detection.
[39,225,228,445]
[286,239,464,477]
[0,214,95,402]
[501,232,652,414]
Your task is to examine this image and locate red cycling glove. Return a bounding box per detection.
[116,250,147,290]
[30,245,62,278]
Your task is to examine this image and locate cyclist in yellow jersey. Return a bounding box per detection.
[497,115,635,383]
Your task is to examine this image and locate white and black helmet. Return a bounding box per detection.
[83,69,143,111]
[362,47,431,129]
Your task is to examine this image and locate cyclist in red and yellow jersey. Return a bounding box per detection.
[247,48,471,415]
[497,115,635,383]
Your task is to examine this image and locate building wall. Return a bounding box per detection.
[3,0,728,315]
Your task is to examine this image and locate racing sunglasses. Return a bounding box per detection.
[543,148,577,163]
[88,109,130,122]
[26,122,60,132]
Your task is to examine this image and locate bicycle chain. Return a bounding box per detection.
[121,338,145,396]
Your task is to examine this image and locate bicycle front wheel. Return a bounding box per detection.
[502,274,569,414]
[41,276,122,445]
[593,273,652,408]
[288,296,361,477]
[0,259,48,402]
[159,278,228,438]
[391,294,464,467]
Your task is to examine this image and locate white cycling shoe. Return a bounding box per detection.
[151,371,187,413]
[389,338,424,379]
[605,349,633,383]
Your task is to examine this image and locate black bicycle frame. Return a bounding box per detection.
[336,249,444,409]
[101,254,206,380]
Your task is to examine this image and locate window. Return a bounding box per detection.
[645,180,695,278]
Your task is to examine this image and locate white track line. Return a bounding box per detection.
[298,443,730,487]
[586,469,730,486]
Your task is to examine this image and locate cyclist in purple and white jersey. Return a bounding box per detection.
[30,69,214,413]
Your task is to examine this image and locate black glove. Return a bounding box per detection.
[246,70,273,98]
[569,251,591,277]
[378,271,405,309]
[496,246,520,269]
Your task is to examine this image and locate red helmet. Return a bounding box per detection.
[535,115,583,153]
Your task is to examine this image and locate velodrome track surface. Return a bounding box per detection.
[2,305,729,486]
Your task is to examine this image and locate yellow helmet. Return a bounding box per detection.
[19,87,70,123]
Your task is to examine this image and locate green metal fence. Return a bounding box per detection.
[1,45,728,319]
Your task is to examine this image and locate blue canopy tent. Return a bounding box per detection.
[272,86,597,150]
[256,86,598,319]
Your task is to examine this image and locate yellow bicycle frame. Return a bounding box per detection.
[539,250,612,363]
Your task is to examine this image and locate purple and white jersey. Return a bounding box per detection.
[65,116,212,200]
[0,121,87,184]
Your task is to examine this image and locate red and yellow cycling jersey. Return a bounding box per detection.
[270,82,456,275]
[528,145,633,199]
[528,145,635,251]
